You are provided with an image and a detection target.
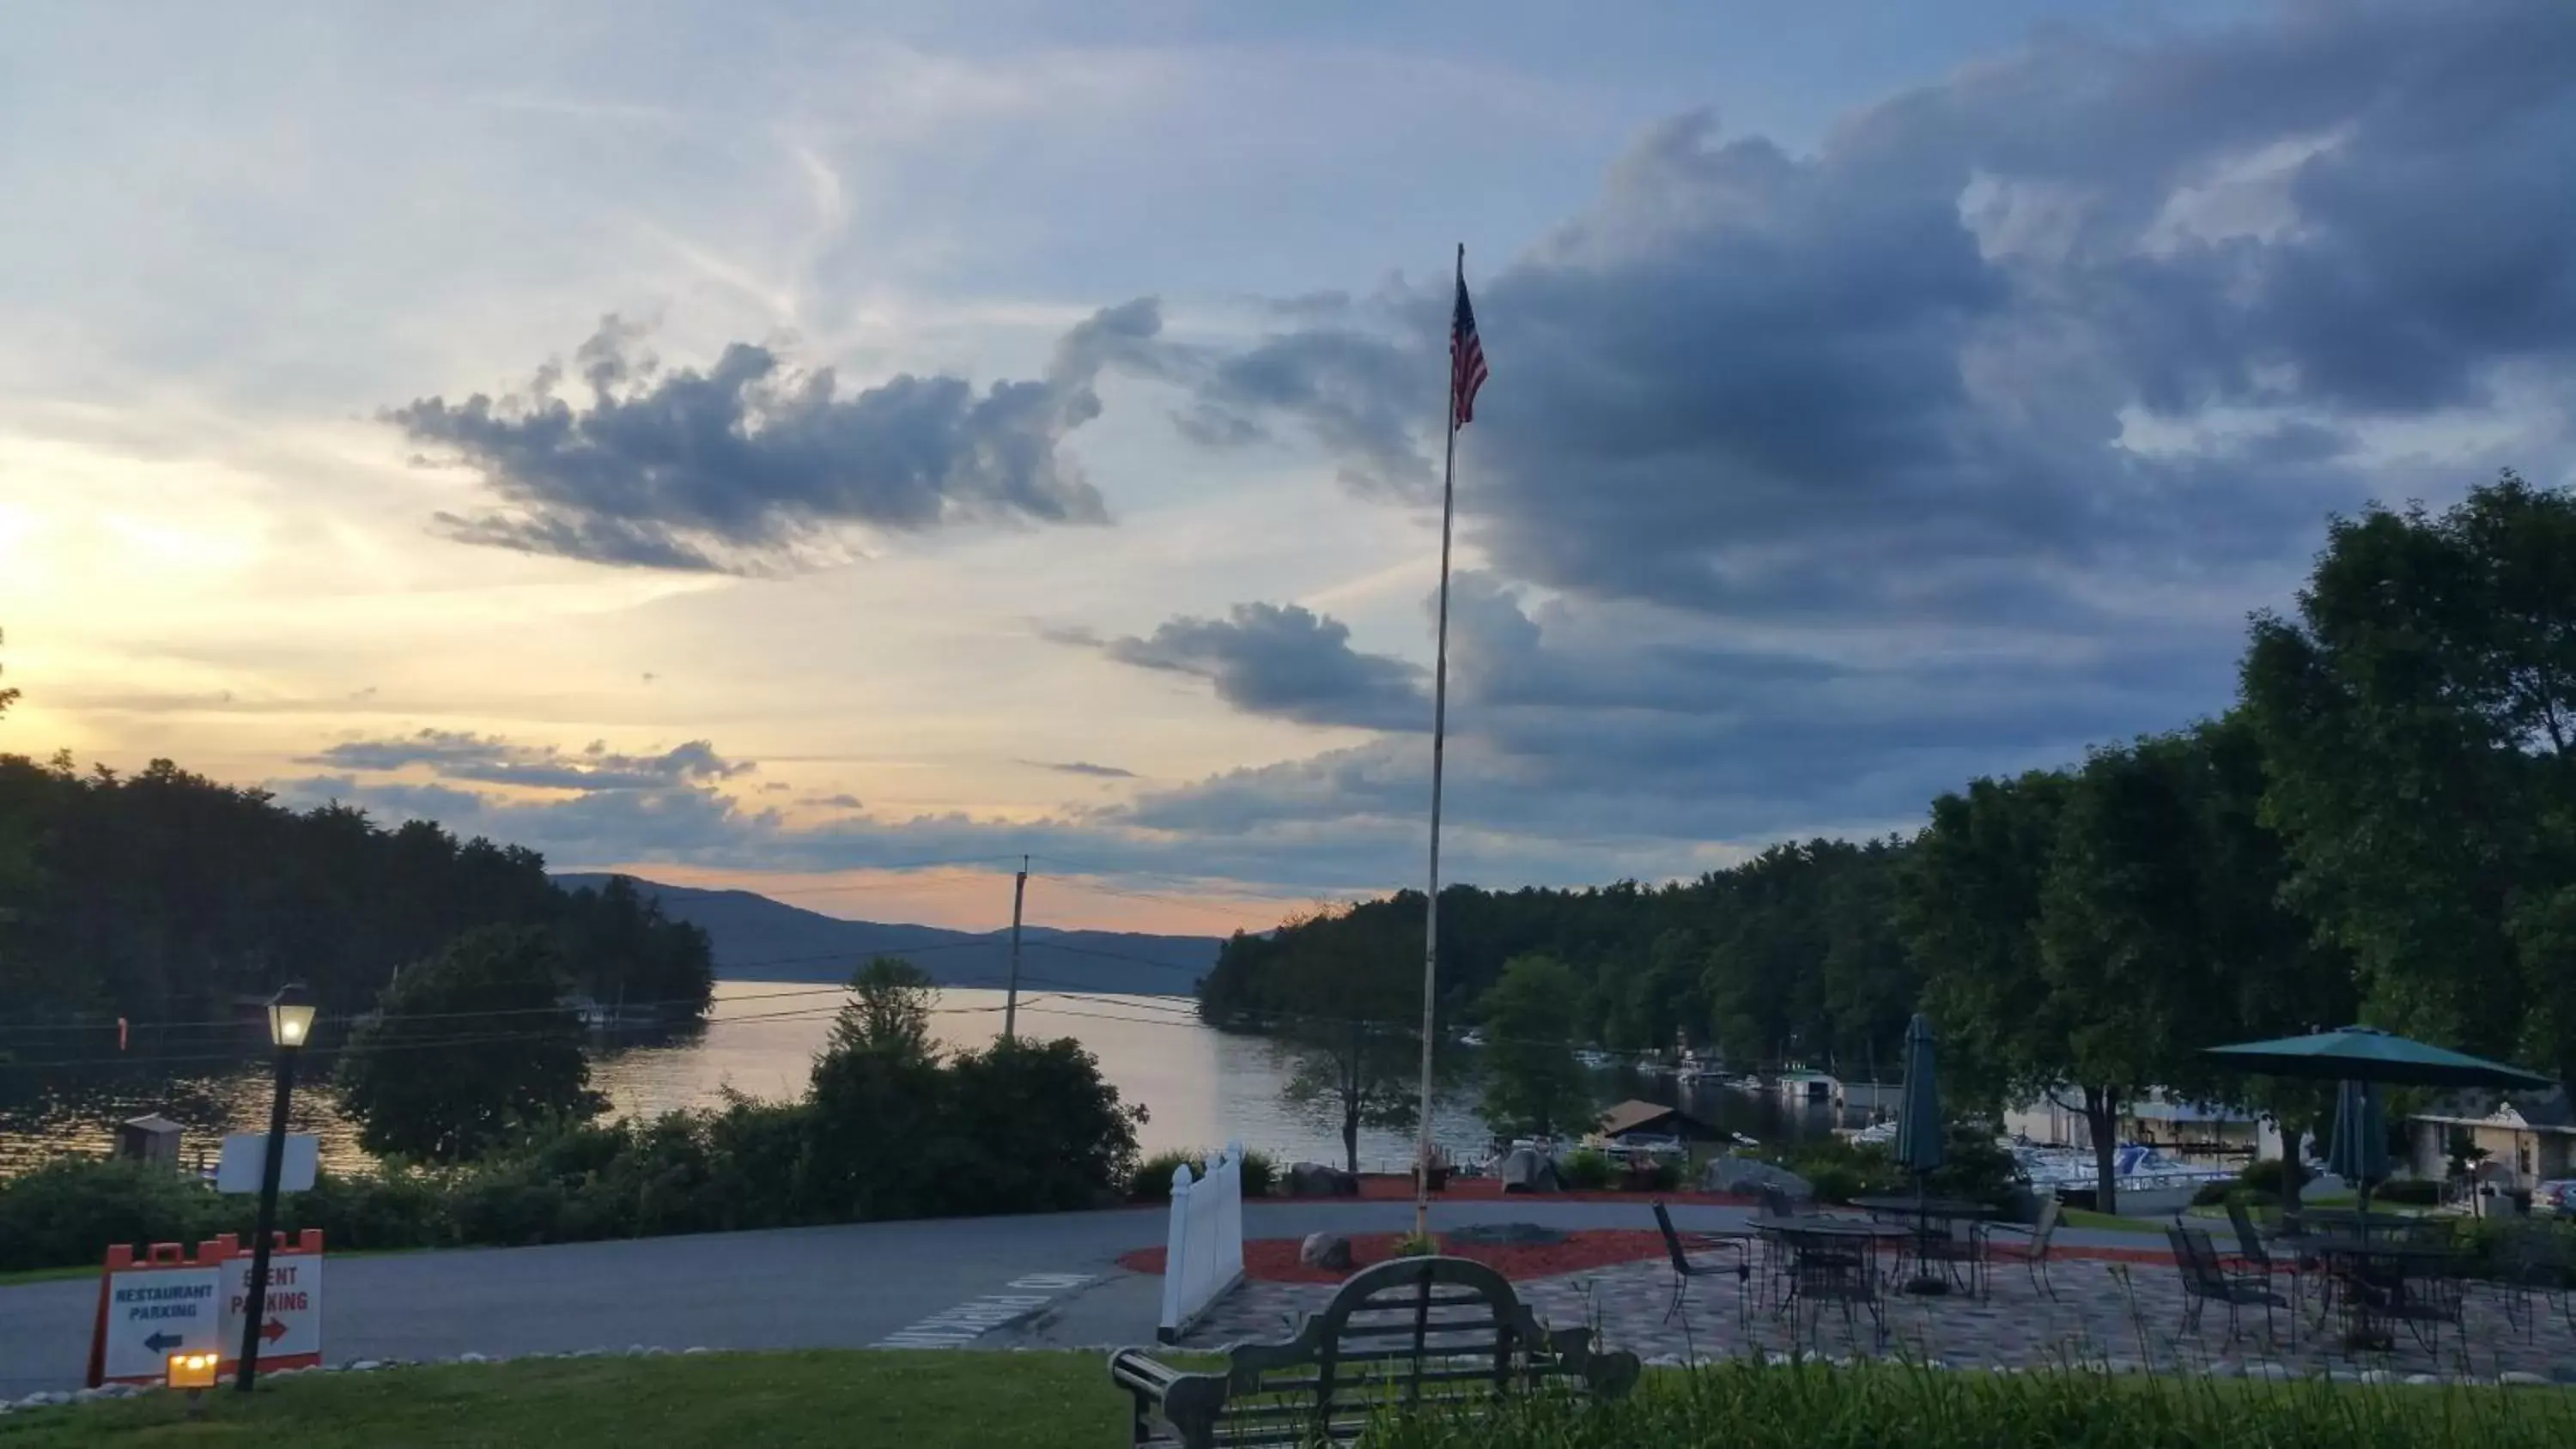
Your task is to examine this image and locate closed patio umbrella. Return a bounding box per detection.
[2324,1077,2391,1230]
[1893,1012,1944,1193]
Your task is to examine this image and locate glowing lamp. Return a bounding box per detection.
[267,984,316,1050]
[167,1351,221,1390]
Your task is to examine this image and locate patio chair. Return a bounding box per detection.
[1780,1228,1885,1354]
[1986,1196,2062,1300]
[2166,1224,2289,1347]
[2224,1197,2306,1311]
[1651,1200,1753,1326]
[2486,1219,2573,1341]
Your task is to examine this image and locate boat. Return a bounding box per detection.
[1458,1029,1485,1048]
[1575,1049,1614,1070]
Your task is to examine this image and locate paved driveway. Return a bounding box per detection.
[1,1199,2155,1393]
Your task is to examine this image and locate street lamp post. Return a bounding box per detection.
[235,983,314,1394]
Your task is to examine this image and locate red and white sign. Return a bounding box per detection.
[88,1244,224,1387]
[210,1230,326,1374]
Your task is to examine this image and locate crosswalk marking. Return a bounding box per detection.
[874,1273,1097,1349]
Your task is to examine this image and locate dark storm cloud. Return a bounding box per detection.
[1175,1,2576,626]
[390,299,1171,573]
[301,729,751,791]
[1095,602,1429,731]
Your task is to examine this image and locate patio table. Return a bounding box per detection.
[1850,1195,1990,1296]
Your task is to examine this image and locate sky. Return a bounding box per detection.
[3,0,2573,937]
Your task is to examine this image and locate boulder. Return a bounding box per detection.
[1498,1146,1560,1194]
[1299,1232,1354,1271]
[1703,1153,1814,1198]
[1287,1161,1359,1198]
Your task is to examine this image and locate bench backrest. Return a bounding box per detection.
[1201,1256,1624,1446]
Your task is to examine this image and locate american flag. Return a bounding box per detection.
[1450,274,1489,428]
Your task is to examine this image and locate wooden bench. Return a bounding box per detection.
[1107,1255,1640,1447]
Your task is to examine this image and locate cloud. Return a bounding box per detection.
[1033,760,1138,779]
[1173,1,2576,630]
[1091,602,1428,731]
[808,792,866,808]
[388,299,1173,573]
[299,729,753,792]
[1033,0,2576,873]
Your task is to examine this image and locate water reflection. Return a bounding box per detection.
[2,983,1855,1178]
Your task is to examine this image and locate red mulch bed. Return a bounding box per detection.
[1121,1229,1677,1283]
[1350,1173,1753,1207]
[1121,1230,2184,1284]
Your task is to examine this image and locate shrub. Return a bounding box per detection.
[2240,1157,2300,1196]
[1127,1149,1206,1203]
[1360,1358,2576,1447]
[1241,1149,1279,1198]
[1643,1161,1683,1192]
[1559,1149,1616,1191]
[1391,1232,1439,1258]
[2374,1177,2441,1205]
[289,1166,454,1251]
[2191,1180,2234,1207]
[0,1157,231,1271]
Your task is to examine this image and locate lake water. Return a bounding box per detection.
[0,981,1858,1177]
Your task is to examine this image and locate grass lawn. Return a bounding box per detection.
[6,1352,2570,1448]
[0,1267,100,1288]
[2059,1208,2167,1234]
[0,1352,1128,1448]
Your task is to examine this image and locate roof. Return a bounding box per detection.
[1597,1100,1705,1138]
[2409,1086,2576,1134]
[119,1114,184,1134]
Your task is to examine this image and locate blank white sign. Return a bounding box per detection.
[215,1134,319,1194]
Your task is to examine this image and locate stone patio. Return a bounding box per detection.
[1180,1253,2576,1384]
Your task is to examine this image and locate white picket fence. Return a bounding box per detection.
[1157,1140,1247,1343]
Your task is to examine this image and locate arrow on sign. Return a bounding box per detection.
[143,1331,182,1354]
[260,1319,289,1345]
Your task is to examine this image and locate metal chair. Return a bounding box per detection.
[2223,1197,2307,1313]
[1987,1196,2062,1300]
[2167,1224,2289,1346]
[1651,1200,1753,1326]
[1780,1228,1885,1354]
[2484,1219,2573,1339]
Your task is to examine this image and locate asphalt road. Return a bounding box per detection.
[0,1199,2152,1393]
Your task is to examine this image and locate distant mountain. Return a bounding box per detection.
[552,874,1217,997]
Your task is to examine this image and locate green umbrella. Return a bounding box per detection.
[2203,1025,2555,1090]
[2324,1078,2389,1188]
[1893,1013,1944,1187]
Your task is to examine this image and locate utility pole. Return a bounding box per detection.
[1003,856,1029,1043]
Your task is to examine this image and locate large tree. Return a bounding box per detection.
[805,955,945,1219]
[2243,470,2576,1082]
[336,924,603,1161]
[1260,906,1434,1173]
[1477,954,1595,1140]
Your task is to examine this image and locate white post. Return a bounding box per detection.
[1157,1161,1195,1342]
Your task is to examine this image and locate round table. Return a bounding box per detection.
[2305,1235,2458,1353]
[1849,1196,1992,1296]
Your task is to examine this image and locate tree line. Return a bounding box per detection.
[1204,472,2576,1210]
[0,751,714,1033]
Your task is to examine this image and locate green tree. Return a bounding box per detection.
[336,925,604,1161]
[928,1038,1144,1214]
[1261,906,1432,1173]
[2243,470,2576,1083]
[805,956,945,1220]
[1477,955,1595,1140]
[829,956,938,1060]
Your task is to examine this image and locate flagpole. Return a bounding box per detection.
[1413,242,1464,1241]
